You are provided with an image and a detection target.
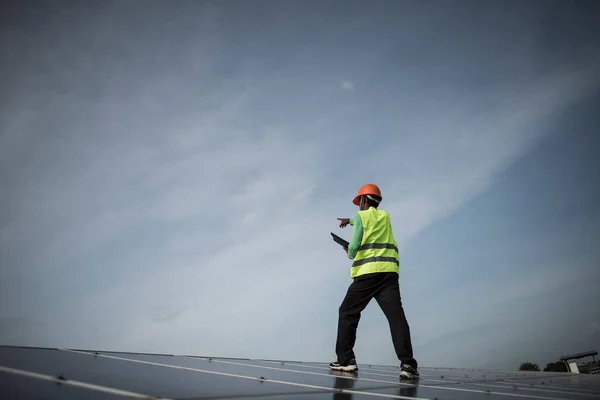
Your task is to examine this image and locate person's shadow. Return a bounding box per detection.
[329,370,358,400]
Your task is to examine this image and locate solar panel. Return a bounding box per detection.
[2,345,600,399]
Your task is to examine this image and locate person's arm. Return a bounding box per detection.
[346,213,363,259]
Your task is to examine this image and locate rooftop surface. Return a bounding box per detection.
[1,346,600,399]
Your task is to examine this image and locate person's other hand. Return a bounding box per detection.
[338,218,350,228]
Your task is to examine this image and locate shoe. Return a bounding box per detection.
[399,364,419,380]
[329,358,358,372]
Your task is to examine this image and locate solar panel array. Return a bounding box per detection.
[2,346,600,399]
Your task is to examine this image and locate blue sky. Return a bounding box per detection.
[1,1,599,370]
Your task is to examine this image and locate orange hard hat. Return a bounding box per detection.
[353,183,382,206]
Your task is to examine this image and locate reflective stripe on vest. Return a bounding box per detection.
[351,207,399,278]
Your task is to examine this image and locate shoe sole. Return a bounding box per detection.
[330,365,358,372]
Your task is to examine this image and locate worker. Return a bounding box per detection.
[329,184,419,380]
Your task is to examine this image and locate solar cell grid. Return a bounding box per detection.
[0,369,152,400]
[1,346,599,400]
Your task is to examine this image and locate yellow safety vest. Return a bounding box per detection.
[351,207,399,278]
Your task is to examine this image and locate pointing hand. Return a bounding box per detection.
[338,218,350,228]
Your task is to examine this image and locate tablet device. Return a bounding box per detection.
[331,232,350,248]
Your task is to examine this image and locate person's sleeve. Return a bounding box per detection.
[347,213,363,259]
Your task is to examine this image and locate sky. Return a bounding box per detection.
[1,0,599,371]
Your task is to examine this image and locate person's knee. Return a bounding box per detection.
[339,307,359,319]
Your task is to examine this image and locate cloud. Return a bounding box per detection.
[341,80,355,90]
[364,67,600,250]
[151,305,190,323]
[241,212,257,225]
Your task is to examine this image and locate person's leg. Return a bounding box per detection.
[334,273,384,367]
[374,273,418,372]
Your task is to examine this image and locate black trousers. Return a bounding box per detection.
[335,271,417,368]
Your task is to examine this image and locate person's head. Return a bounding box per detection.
[352,184,382,210]
[359,194,382,210]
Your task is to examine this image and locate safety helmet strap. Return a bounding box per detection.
[365,194,381,204]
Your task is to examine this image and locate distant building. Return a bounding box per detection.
[560,350,598,374]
